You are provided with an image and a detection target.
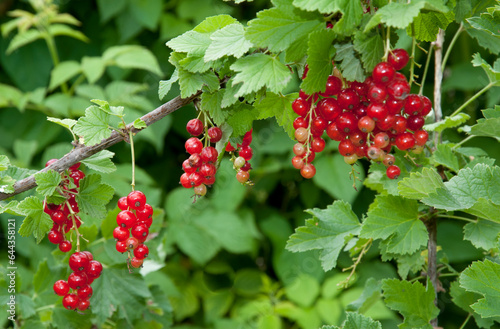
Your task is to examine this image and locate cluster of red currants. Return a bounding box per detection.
[292,48,430,179]
[44,160,85,252]
[180,118,222,196]
[53,251,102,311]
[226,129,253,184]
[113,190,153,268]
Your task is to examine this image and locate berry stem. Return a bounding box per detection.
[382,24,391,62]
[441,23,464,72]
[65,201,86,252]
[339,238,372,288]
[418,43,434,95]
[459,313,472,329]
[129,129,136,191]
[451,135,475,150]
[449,83,494,117]
[408,35,418,89]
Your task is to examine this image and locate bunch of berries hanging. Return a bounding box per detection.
[180,117,222,197]
[292,48,430,180]
[53,251,102,311]
[113,190,153,268]
[226,129,253,184]
[43,160,85,252]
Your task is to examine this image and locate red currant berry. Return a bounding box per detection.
[182,159,196,174]
[81,251,93,261]
[386,165,401,179]
[48,230,64,244]
[45,159,58,167]
[236,170,250,183]
[69,252,90,272]
[186,118,203,136]
[338,88,360,110]
[59,241,72,253]
[386,78,410,100]
[116,210,137,228]
[404,94,424,116]
[407,115,425,131]
[113,226,129,241]
[336,112,358,134]
[77,285,93,300]
[349,131,366,147]
[86,260,102,278]
[189,172,204,187]
[200,163,217,177]
[293,117,308,130]
[358,116,376,133]
[390,115,407,135]
[300,163,316,179]
[395,132,416,150]
[388,49,410,71]
[372,62,396,84]
[53,280,70,296]
[185,137,203,154]
[180,173,191,188]
[204,175,216,185]
[338,139,355,156]
[377,114,396,131]
[77,299,90,311]
[421,96,432,116]
[200,146,218,163]
[293,143,306,157]
[350,81,368,96]
[373,132,390,148]
[134,244,149,259]
[326,122,346,141]
[51,210,67,225]
[383,154,396,166]
[130,257,143,268]
[292,97,311,117]
[311,137,326,153]
[194,184,207,196]
[127,191,146,210]
[292,156,304,169]
[367,103,388,122]
[414,130,429,146]
[116,241,127,253]
[136,204,153,222]
[367,146,383,160]
[321,75,343,96]
[386,97,405,114]
[356,145,368,158]
[238,146,253,161]
[69,162,81,171]
[312,116,328,133]
[188,153,202,168]
[126,237,139,250]
[207,127,223,143]
[131,224,149,240]
[70,170,85,187]
[117,196,128,210]
[295,127,309,143]
[62,293,79,310]
[68,272,88,290]
[367,84,388,103]
[241,161,252,172]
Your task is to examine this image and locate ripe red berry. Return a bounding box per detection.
[200,163,217,177]
[292,97,311,117]
[386,97,405,114]
[367,103,388,122]
[311,137,326,153]
[388,49,410,71]
[188,153,202,168]
[407,115,425,131]
[62,293,79,310]
[86,260,103,278]
[293,117,308,130]
[404,94,424,116]
[113,226,130,241]
[238,146,253,161]
[69,162,81,171]
[338,88,360,110]
[69,170,85,187]
[127,190,146,210]
[337,112,358,134]
[136,204,153,222]
[116,210,137,228]
[186,118,204,136]
[48,230,64,244]
[358,116,376,133]
[117,196,128,210]
[69,252,90,272]
[395,132,416,150]
[200,146,218,163]
[182,159,196,174]
[130,257,143,268]
[350,81,368,96]
[348,131,366,147]
[53,280,70,296]
[59,240,72,253]
[414,130,429,146]
[383,154,396,166]
[68,272,88,290]
[180,173,191,188]
[131,224,149,240]
[367,84,388,103]
[386,78,410,100]
[321,75,343,96]
[134,244,149,259]
[207,127,223,143]
[386,165,401,179]
[77,299,90,311]
[116,241,127,253]
[189,172,204,187]
[421,96,432,116]
[293,143,306,157]
[338,139,356,156]
[185,137,203,154]
[373,132,390,148]
[77,285,93,300]
[326,122,346,141]
[292,156,304,169]
[125,237,139,250]
[372,62,396,84]
[300,163,316,179]
[377,114,396,131]
[391,115,407,135]
[204,175,216,185]
[51,210,67,225]
[45,159,58,167]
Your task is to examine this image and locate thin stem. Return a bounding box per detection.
[442,24,464,72]
[433,29,445,148]
[43,34,69,94]
[459,313,472,329]
[129,129,136,191]
[383,25,391,61]
[450,83,494,117]
[339,238,372,288]
[452,135,476,149]
[419,44,434,95]
[409,35,417,89]
[426,216,439,327]
[438,214,476,223]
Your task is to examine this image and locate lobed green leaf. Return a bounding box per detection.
[76,173,114,219]
[17,196,52,244]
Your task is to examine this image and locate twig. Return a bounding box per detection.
[433,29,445,148]
[0,92,201,201]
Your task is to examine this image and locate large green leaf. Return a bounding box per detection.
[34,170,62,197]
[204,23,253,61]
[76,173,114,219]
[353,31,385,72]
[286,200,361,271]
[301,29,335,95]
[73,105,111,146]
[398,167,444,199]
[17,196,52,244]
[463,219,500,250]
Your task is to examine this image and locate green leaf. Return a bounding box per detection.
[470,116,500,138]
[133,118,147,129]
[47,117,77,131]
[245,5,323,53]
[178,69,219,98]
[34,170,62,197]
[17,196,52,244]
[193,14,237,33]
[466,24,500,55]
[103,45,162,76]
[129,0,162,30]
[81,56,106,84]
[346,278,382,313]
[382,279,439,328]
[285,274,320,308]
[353,31,385,72]
[424,113,470,132]
[204,23,253,61]
[471,53,500,86]
[255,92,297,139]
[230,53,292,97]
[48,24,89,43]
[286,200,361,271]
[48,61,82,91]
[454,0,472,22]
[74,105,111,146]
[201,90,227,126]
[159,69,179,100]
[221,77,242,108]
[432,144,460,172]
[407,11,455,42]
[365,0,449,31]
[6,29,44,54]
[464,219,500,250]
[360,195,427,255]
[342,312,382,329]
[225,103,259,137]
[92,267,152,325]
[398,167,445,199]
[301,29,335,95]
[80,150,116,174]
[76,173,114,218]
[467,11,500,37]
[0,155,10,171]
[166,30,212,56]
[422,164,500,214]
[0,175,15,194]
[334,43,366,82]
[464,197,500,222]
[179,54,217,73]
[460,259,500,318]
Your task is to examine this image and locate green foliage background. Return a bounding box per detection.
[0,0,499,328]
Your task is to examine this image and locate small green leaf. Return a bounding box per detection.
[255,92,297,139]
[17,196,52,244]
[159,69,179,100]
[166,30,212,56]
[450,281,499,328]
[0,175,15,194]
[48,24,89,43]
[49,61,82,91]
[73,105,111,146]
[133,118,147,129]
[6,29,44,54]
[201,90,227,126]
[360,195,427,255]
[382,279,439,328]
[424,113,470,132]
[193,14,237,33]
[103,45,163,76]
[460,259,500,318]
[407,11,455,42]
[230,53,292,97]
[470,116,500,139]
[47,117,78,131]
[34,170,62,197]
[346,278,382,313]
[225,103,259,137]
[471,53,500,86]
[204,23,253,61]
[334,43,366,82]
[463,219,500,250]
[342,312,382,329]
[398,167,445,199]
[353,31,385,72]
[467,12,500,37]
[76,173,114,219]
[178,69,219,98]
[80,150,116,174]
[0,155,10,171]
[286,200,361,271]
[432,144,460,172]
[285,274,320,308]
[301,29,335,95]
[81,56,106,84]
